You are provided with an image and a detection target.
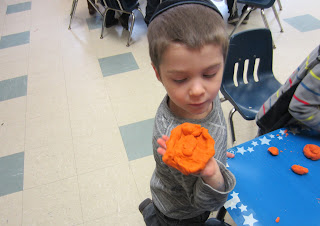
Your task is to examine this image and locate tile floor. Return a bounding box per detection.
[0,0,319,225]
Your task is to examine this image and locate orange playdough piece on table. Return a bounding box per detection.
[303,144,320,160]
[275,217,280,223]
[268,147,279,156]
[163,123,215,175]
[291,165,308,175]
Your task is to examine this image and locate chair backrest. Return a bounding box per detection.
[221,28,281,120]
[238,0,276,9]
[223,28,273,88]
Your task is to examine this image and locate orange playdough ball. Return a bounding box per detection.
[291,164,309,175]
[268,147,279,156]
[303,144,320,160]
[163,123,215,175]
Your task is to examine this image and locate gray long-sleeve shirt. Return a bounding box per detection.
[150,95,236,220]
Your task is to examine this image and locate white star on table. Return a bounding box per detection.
[230,191,239,198]
[251,141,258,146]
[247,147,255,153]
[269,134,275,138]
[279,129,286,135]
[237,146,247,155]
[239,204,247,212]
[224,191,240,209]
[277,136,283,140]
[243,213,258,226]
[230,203,237,209]
[259,136,271,145]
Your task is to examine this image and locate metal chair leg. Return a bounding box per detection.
[100,8,110,39]
[260,9,276,49]
[272,5,284,32]
[88,0,103,16]
[68,0,78,30]
[127,13,135,47]
[229,108,237,147]
[137,7,144,18]
[277,0,283,10]
[229,7,253,38]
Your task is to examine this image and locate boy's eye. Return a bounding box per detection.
[173,78,187,83]
[203,74,216,78]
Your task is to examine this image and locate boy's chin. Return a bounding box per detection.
[185,109,211,119]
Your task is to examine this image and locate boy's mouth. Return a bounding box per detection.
[189,102,206,107]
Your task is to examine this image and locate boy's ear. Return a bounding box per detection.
[151,63,162,82]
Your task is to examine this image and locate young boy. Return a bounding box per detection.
[139,0,236,225]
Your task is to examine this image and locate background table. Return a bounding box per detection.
[225,127,320,225]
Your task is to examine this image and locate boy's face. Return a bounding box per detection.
[153,43,224,120]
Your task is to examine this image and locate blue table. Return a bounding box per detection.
[225,127,320,225]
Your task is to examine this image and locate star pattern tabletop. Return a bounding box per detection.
[225,127,320,225]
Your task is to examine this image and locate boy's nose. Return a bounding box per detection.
[189,82,205,97]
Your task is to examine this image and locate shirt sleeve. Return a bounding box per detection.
[193,160,236,211]
[289,64,320,131]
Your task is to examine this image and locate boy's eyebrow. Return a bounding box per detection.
[166,63,221,74]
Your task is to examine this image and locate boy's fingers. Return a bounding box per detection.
[157,138,167,149]
[157,147,166,156]
[162,135,169,141]
[227,152,235,158]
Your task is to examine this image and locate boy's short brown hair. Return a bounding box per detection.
[148,3,228,72]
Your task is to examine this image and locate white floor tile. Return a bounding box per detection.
[22,177,83,226]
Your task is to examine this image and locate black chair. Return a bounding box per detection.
[100,0,144,46]
[229,0,284,48]
[68,0,103,30]
[220,28,282,146]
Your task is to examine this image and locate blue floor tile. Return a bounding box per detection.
[284,14,320,32]
[6,2,32,14]
[119,118,154,161]
[86,15,103,30]
[0,152,24,197]
[0,31,30,49]
[99,52,139,77]
[0,75,28,102]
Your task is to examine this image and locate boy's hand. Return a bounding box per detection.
[157,135,235,158]
[157,135,226,190]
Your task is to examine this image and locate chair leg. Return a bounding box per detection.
[272,5,284,32]
[277,0,283,10]
[100,8,110,39]
[229,7,253,38]
[68,0,78,30]
[127,13,135,47]
[137,7,144,18]
[88,0,103,16]
[260,9,276,49]
[229,108,237,147]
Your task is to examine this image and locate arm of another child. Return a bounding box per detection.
[288,65,320,132]
[157,135,234,192]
